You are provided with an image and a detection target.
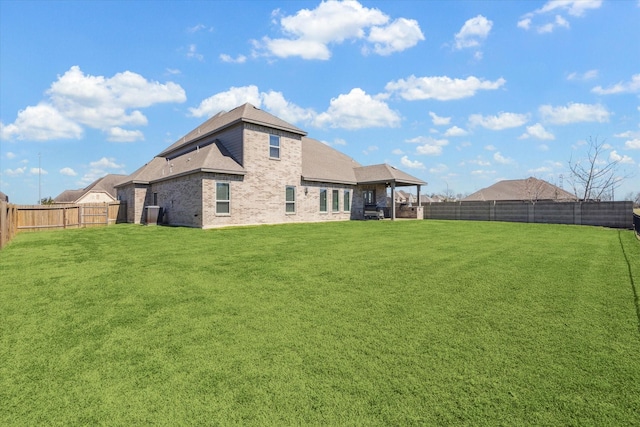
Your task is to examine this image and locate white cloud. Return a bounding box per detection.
[261,90,316,124]
[1,103,83,141]
[454,15,492,49]
[539,102,610,124]
[567,69,598,81]
[409,136,449,156]
[106,127,144,142]
[367,18,424,55]
[6,152,16,159]
[189,85,262,117]
[428,111,451,126]
[468,158,491,166]
[186,44,204,61]
[392,148,404,155]
[610,150,634,164]
[313,88,401,129]
[30,167,48,175]
[256,1,421,60]
[537,0,603,17]
[484,145,497,151]
[78,157,125,186]
[519,0,602,33]
[59,167,77,176]
[1,66,185,142]
[429,164,448,174]
[519,123,555,140]
[592,74,640,95]
[493,151,514,165]
[187,24,209,34]
[400,155,425,170]
[386,75,505,101]
[471,169,496,176]
[537,15,570,33]
[191,85,398,130]
[469,112,528,130]
[444,126,468,137]
[517,18,532,30]
[4,167,26,177]
[625,139,640,149]
[90,157,123,170]
[220,53,248,64]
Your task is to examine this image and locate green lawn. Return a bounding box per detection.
[1,221,639,425]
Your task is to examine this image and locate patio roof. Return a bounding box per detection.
[354,164,427,187]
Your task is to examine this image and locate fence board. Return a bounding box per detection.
[13,202,126,233]
[423,201,633,229]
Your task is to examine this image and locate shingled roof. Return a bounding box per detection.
[301,137,361,184]
[463,177,576,201]
[159,103,306,157]
[54,174,127,203]
[354,164,426,186]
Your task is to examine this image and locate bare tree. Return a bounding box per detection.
[568,137,627,201]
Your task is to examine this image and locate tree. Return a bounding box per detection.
[568,136,628,201]
[39,197,54,205]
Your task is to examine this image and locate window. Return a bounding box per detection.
[152,192,158,206]
[269,134,280,159]
[332,189,339,212]
[285,186,296,213]
[363,190,375,205]
[216,182,230,214]
[319,189,327,212]
[343,190,351,212]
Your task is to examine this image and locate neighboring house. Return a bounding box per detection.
[115,103,426,228]
[54,174,127,204]
[0,191,8,203]
[394,190,417,205]
[462,177,576,202]
[419,194,442,204]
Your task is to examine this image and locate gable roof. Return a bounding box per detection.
[117,139,245,186]
[301,137,361,184]
[0,191,8,202]
[354,164,426,186]
[159,103,306,157]
[54,174,127,203]
[463,177,576,201]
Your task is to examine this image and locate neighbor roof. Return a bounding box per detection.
[463,177,576,201]
[159,103,307,157]
[354,164,427,186]
[54,174,127,203]
[0,191,8,202]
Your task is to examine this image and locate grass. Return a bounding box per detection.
[1,221,639,426]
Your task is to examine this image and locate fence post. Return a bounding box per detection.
[574,202,582,226]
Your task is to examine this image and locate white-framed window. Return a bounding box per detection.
[332,189,339,212]
[343,190,351,212]
[216,182,230,215]
[269,134,280,159]
[286,186,296,213]
[319,189,327,212]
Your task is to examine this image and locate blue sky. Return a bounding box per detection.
[1,0,638,204]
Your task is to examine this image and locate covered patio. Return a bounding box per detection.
[354,164,427,220]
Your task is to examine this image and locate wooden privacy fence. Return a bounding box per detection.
[0,202,126,248]
[1,201,18,249]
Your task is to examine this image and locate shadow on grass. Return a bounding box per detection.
[619,230,640,334]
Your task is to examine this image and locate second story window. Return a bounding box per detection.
[269,135,280,159]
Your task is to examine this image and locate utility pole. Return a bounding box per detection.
[38,152,41,204]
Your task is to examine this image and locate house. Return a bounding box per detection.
[0,191,8,203]
[394,190,417,205]
[115,103,426,228]
[54,174,127,204]
[462,177,576,202]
